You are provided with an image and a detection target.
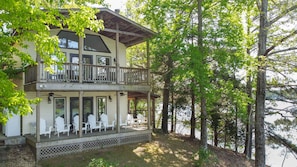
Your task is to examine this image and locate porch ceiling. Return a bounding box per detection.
[59,8,155,47]
[128,91,160,99]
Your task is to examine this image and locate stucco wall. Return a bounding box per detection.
[22,91,128,135]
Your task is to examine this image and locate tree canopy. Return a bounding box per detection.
[0,0,104,124]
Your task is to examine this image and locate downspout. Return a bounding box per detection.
[78,35,83,137]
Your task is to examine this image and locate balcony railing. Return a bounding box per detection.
[24,62,148,85]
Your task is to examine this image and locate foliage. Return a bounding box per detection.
[194,148,218,167]
[87,158,119,167]
[0,0,104,124]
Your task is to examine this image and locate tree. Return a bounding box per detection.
[0,0,104,124]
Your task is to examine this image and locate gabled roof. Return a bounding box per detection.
[60,8,155,47]
[97,8,155,47]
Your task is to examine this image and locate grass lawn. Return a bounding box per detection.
[38,132,254,167]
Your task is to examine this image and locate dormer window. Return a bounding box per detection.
[58,30,110,53]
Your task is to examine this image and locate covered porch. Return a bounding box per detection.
[26,125,151,161]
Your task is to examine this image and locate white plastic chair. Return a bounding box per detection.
[40,118,52,138]
[115,114,128,128]
[73,115,88,134]
[127,114,134,126]
[55,116,71,137]
[100,113,115,131]
[137,114,147,125]
[87,114,102,133]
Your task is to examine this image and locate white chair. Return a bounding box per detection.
[73,115,88,135]
[87,114,102,133]
[100,113,115,131]
[127,114,134,126]
[115,114,128,128]
[137,114,147,125]
[55,116,71,137]
[40,118,52,138]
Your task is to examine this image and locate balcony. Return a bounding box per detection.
[25,62,149,86]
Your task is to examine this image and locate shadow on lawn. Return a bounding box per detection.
[39,133,196,167]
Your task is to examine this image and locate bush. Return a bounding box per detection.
[194,148,218,167]
[87,158,119,167]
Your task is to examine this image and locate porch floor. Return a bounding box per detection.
[25,125,148,143]
[25,125,151,161]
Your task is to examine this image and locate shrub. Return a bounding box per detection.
[87,158,119,167]
[194,148,218,167]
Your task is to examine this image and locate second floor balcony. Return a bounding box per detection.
[25,62,149,87]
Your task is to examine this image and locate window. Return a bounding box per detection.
[84,34,110,53]
[54,98,66,121]
[58,31,110,52]
[97,56,111,66]
[58,31,79,49]
[97,97,107,119]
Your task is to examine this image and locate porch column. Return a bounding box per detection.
[78,35,83,137]
[146,40,151,130]
[147,91,151,130]
[116,91,120,133]
[79,91,83,137]
[36,90,41,142]
[115,22,120,84]
[36,53,41,142]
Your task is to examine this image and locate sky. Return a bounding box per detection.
[104,0,127,10]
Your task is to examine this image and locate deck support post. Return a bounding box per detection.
[78,35,83,137]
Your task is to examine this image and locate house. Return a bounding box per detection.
[2,8,157,160]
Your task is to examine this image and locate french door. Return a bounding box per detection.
[70,97,93,123]
[70,54,93,81]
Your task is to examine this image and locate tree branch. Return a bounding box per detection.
[265,30,297,56]
[267,5,297,27]
[268,47,297,56]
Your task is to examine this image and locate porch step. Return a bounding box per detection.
[4,136,26,145]
[0,140,4,146]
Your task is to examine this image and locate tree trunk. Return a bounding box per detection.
[235,106,238,153]
[255,0,268,166]
[200,97,208,149]
[162,84,169,134]
[214,126,218,147]
[244,74,253,158]
[161,55,173,134]
[197,0,207,150]
[171,92,174,133]
[190,87,196,139]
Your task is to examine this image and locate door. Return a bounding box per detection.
[70,97,93,123]
[70,54,93,81]
[69,54,93,81]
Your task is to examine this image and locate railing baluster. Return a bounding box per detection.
[25,63,148,85]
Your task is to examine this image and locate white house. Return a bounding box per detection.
[4,8,156,160]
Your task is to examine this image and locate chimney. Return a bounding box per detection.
[115,9,120,14]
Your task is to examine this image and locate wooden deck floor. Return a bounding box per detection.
[25,125,151,161]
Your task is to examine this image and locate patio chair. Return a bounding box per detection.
[127,114,134,126]
[100,113,115,131]
[87,114,102,133]
[55,116,71,137]
[115,114,128,129]
[73,115,88,135]
[137,114,147,125]
[40,118,52,138]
